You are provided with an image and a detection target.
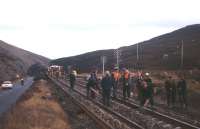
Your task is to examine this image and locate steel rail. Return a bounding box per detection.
[49,77,115,129]
[52,77,145,129]
[71,78,200,129]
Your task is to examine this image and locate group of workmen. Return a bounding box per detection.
[69,67,188,109]
[165,75,188,108]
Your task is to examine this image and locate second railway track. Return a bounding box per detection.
[62,77,200,129]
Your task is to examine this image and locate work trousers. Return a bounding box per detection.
[123,84,130,100]
[70,81,75,90]
[178,91,187,108]
[102,89,111,106]
[112,81,118,98]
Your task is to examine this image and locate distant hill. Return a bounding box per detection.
[51,24,200,73]
[0,40,50,82]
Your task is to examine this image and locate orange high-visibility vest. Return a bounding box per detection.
[113,71,121,81]
[124,72,129,80]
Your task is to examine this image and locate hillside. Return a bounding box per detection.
[51,24,200,72]
[0,40,49,82]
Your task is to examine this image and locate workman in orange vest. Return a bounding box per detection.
[111,67,121,98]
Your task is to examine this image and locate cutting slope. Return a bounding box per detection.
[0,40,49,82]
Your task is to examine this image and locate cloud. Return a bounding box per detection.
[49,24,120,31]
[0,25,23,31]
[0,0,200,59]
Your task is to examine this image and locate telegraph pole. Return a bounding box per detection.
[136,43,140,72]
[137,43,139,60]
[114,49,121,70]
[103,56,105,75]
[101,56,106,75]
[116,49,119,69]
[180,40,184,69]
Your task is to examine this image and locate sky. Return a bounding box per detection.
[0,0,200,59]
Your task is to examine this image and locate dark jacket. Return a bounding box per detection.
[69,73,76,83]
[145,78,154,97]
[177,79,187,94]
[165,79,176,92]
[171,79,176,95]
[87,76,97,88]
[101,75,112,90]
[165,79,171,93]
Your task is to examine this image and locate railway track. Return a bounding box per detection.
[50,77,144,129]
[58,79,176,129]
[49,77,115,129]
[64,77,200,129]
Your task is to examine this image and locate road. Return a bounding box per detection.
[0,77,33,116]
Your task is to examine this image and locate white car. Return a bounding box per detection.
[1,81,13,89]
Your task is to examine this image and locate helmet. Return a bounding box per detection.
[122,68,126,71]
[145,72,150,76]
[114,67,118,70]
[72,70,77,76]
[125,69,129,73]
[105,71,110,76]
